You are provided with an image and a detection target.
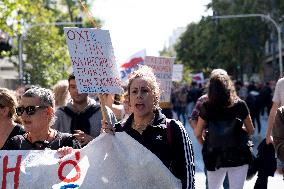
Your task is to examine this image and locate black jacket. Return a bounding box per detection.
[115,110,195,189]
[256,139,276,176]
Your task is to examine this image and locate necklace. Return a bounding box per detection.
[132,115,155,134]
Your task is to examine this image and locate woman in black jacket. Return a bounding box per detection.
[105,65,195,189]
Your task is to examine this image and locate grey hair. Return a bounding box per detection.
[23,87,55,126]
[23,87,55,108]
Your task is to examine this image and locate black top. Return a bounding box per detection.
[115,110,195,189]
[3,130,81,150]
[199,99,251,170]
[200,99,249,121]
[0,124,26,150]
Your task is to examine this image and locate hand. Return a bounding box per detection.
[57,146,74,158]
[73,130,93,146]
[101,120,115,135]
[266,135,273,144]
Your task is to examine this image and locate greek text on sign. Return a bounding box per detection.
[64,28,123,94]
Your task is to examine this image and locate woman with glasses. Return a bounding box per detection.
[3,87,80,150]
[0,88,25,149]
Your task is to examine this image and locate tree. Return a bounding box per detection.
[0,0,101,87]
[176,0,283,80]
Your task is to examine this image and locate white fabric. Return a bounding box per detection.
[1,133,181,189]
[207,164,248,189]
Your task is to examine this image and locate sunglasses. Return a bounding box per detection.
[16,106,47,116]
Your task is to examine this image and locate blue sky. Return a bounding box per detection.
[92,0,212,64]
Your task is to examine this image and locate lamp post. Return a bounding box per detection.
[212,14,283,78]
[18,21,83,84]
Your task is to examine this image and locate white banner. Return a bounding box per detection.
[64,28,123,94]
[0,133,181,189]
[145,56,175,102]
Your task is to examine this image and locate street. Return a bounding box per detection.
[183,114,284,188]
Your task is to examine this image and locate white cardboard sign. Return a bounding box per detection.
[145,56,175,102]
[64,28,123,94]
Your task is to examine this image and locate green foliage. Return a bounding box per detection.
[24,26,70,88]
[175,0,283,80]
[0,0,100,88]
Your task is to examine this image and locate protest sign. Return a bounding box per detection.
[190,72,204,84]
[0,133,181,189]
[64,28,123,94]
[145,56,175,102]
[172,64,183,82]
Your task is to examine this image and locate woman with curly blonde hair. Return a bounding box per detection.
[0,88,25,149]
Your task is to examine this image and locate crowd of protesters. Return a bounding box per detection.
[1,66,284,189]
[170,79,274,131]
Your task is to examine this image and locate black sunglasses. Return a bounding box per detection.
[16,106,47,116]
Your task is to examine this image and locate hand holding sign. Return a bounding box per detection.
[64,28,123,124]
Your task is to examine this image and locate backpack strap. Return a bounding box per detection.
[166,118,174,171]
[166,118,172,148]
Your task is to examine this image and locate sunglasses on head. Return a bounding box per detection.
[16,106,47,116]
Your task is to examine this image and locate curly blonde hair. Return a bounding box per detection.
[127,65,161,110]
[0,88,19,120]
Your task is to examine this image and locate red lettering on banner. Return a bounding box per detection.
[2,155,22,189]
[58,151,81,183]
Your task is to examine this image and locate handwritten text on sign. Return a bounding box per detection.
[145,56,175,102]
[64,28,123,94]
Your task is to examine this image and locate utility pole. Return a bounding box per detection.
[212,14,283,78]
[18,21,83,85]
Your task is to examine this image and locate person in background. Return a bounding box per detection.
[160,101,173,119]
[265,77,284,173]
[3,87,80,150]
[54,73,116,146]
[259,82,272,117]
[103,65,195,189]
[272,105,284,175]
[187,81,202,118]
[104,93,125,121]
[189,69,229,189]
[53,80,70,109]
[195,69,254,189]
[0,88,25,149]
[120,92,131,123]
